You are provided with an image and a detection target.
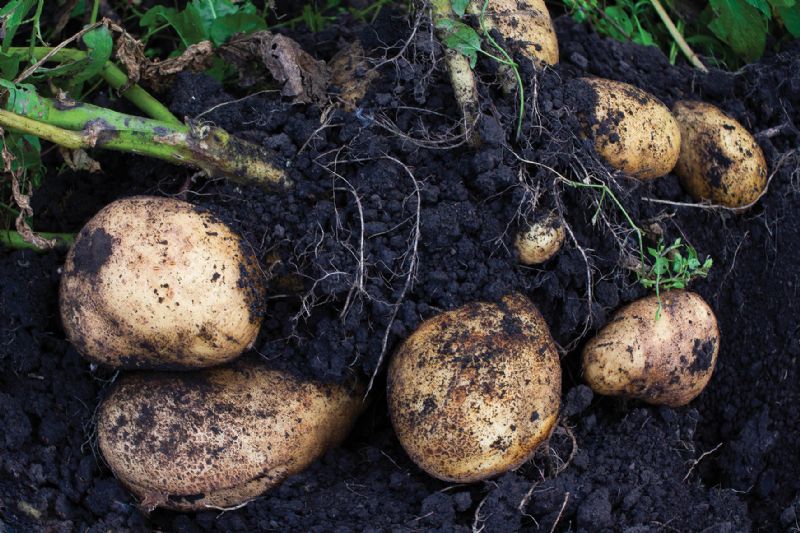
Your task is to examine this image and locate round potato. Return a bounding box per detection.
[468,0,558,66]
[388,294,561,483]
[672,100,767,208]
[97,359,364,511]
[60,196,265,370]
[582,290,719,407]
[577,77,681,180]
[515,212,566,265]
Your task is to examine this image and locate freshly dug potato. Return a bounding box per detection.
[468,0,559,66]
[577,78,681,180]
[582,290,719,407]
[388,294,561,483]
[97,359,364,511]
[60,196,265,370]
[515,212,565,265]
[672,100,767,208]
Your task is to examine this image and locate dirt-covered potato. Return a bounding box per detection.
[97,359,364,511]
[577,77,681,180]
[388,294,561,483]
[515,212,565,265]
[468,0,559,66]
[60,196,264,370]
[582,291,719,407]
[672,100,768,208]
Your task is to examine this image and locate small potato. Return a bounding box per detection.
[388,294,561,483]
[60,196,265,370]
[582,290,719,407]
[468,0,558,66]
[515,212,565,265]
[97,359,364,511]
[672,100,767,208]
[577,78,681,180]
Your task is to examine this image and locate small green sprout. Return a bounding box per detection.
[638,238,713,318]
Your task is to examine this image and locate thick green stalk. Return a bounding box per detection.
[0,84,291,190]
[0,230,75,250]
[9,47,180,124]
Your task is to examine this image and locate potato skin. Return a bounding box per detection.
[582,291,719,407]
[672,100,767,208]
[97,360,364,511]
[470,0,558,66]
[387,294,561,483]
[60,196,265,370]
[515,213,565,265]
[580,78,681,180]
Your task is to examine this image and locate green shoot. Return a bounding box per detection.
[0,229,74,250]
[638,238,713,318]
[434,1,526,139]
[559,176,712,318]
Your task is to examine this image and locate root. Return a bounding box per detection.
[549,491,570,533]
[365,155,422,398]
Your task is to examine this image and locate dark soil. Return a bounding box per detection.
[2,5,799,532]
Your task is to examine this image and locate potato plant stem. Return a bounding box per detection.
[0,230,75,250]
[0,84,291,190]
[650,0,709,73]
[8,47,180,125]
[430,0,482,147]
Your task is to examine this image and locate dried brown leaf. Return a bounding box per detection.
[220,32,330,105]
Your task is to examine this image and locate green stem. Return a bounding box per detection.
[561,178,647,271]
[0,230,75,251]
[9,47,180,125]
[90,0,101,25]
[0,86,291,190]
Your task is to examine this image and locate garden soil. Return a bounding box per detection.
[2,7,799,532]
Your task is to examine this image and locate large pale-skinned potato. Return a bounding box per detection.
[582,291,719,407]
[97,359,364,511]
[672,100,767,208]
[577,77,681,180]
[60,196,265,369]
[468,0,559,66]
[388,294,561,483]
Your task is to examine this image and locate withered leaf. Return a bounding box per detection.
[220,32,330,105]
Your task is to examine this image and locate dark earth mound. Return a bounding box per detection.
[2,5,799,532]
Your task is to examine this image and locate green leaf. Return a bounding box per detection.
[0,51,22,79]
[708,0,768,61]
[436,18,482,67]
[768,0,795,7]
[778,4,800,36]
[140,5,207,48]
[671,280,686,289]
[452,0,471,17]
[745,0,772,18]
[600,6,634,40]
[73,26,113,85]
[1,0,39,52]
[208,13,267,45]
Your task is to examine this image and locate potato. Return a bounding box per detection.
[97,359,364,511]
[672,100,767,208]
[387,294,561,482]
[577,77,681,180]
[60,196,265,370]
[515,212,565,265]
[582,290,719,407]
[468,0,559,66]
